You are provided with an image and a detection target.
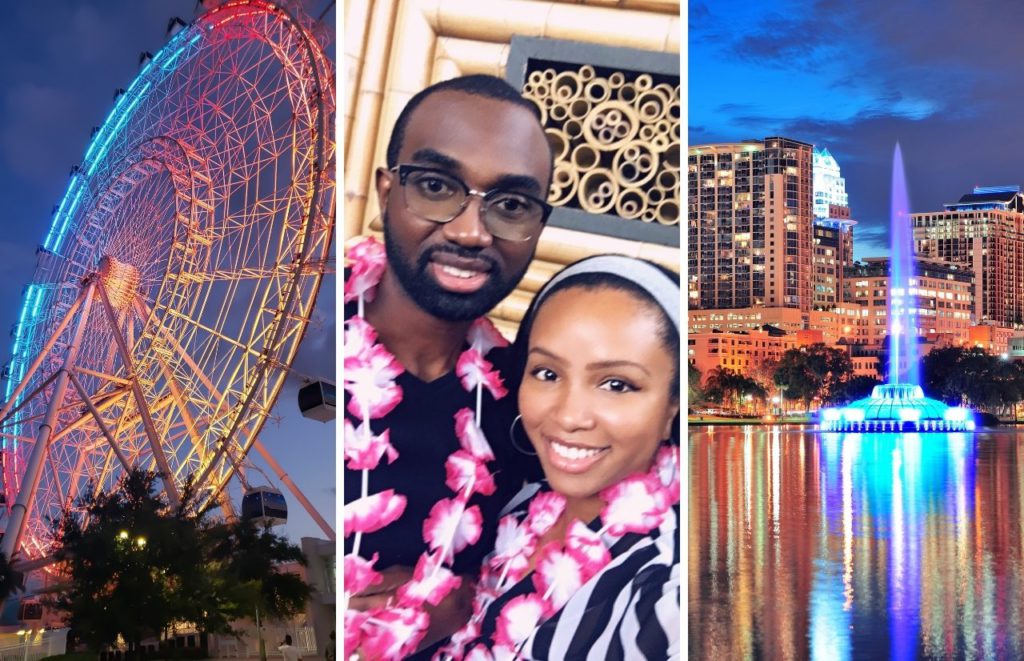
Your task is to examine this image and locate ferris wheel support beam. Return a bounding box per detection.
[252,438,335,541]
[95,281,180,507]
[144,297,334,539]
[0,370,60,427]
[67,371,133,475]
[0,291,86,427]
[137,298,251,496]
[50,386,131,445]
[150,354,207,469]
[73,365,132,386]
[0,281,95,561]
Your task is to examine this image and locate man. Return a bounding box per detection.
[278,635,302,661]
[344,75,552,655]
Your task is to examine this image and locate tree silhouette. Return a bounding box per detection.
[50,469,310,659]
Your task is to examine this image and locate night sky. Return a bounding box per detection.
[689,0,1024,258]
[0,1,336,543]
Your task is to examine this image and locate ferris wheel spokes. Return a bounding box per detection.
[95,276,181,507]
[66,371,133,475]
[0,291,87,429]
[130,293,335,541]
[0,281,95,560]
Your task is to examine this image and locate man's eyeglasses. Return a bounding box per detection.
[390,164,552,242]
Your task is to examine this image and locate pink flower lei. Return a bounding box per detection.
[440,444,680,660]
[342,237,509,660]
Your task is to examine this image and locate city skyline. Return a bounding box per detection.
[690,0,1024,258]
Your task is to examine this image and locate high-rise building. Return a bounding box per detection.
[812,147,849,219]
[813,213,856,310]
[811,148,855,310]
[913,186,1024,325]
[688,137,814,313]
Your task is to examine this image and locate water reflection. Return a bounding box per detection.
[690,426,1024,660]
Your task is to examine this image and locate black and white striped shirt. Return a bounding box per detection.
[469,483,680,660]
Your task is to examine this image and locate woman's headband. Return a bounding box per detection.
[532,255,680,332]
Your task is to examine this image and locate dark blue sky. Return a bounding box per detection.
[0,1,336,543]
[690,0,1024,258]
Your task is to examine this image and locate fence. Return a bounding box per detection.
[211,625,318,658]
[0,629,68,661]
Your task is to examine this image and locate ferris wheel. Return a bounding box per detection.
[0,0,335,565]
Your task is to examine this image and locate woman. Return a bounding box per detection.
[441,255,681,660]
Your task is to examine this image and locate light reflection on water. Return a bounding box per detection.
[689,425,1024,660]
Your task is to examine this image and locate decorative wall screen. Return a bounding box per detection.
[507,37,680,247]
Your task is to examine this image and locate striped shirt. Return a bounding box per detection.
[470,483,680,660]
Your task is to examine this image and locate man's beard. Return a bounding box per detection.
[383,212,530,321]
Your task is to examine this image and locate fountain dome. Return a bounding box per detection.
[819,384,974,433]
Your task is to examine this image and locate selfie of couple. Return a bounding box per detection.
[342,75,680,660]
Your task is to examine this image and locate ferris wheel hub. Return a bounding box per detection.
[97,255,141,312]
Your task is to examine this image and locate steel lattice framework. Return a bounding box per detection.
[0,0,335,564]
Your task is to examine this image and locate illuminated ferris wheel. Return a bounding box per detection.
[0,0,335,565]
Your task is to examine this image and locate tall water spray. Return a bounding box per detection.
[888,143,920,386]
[818,144,974,432]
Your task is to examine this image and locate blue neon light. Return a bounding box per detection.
[45,186,84,254]
[44,23,200,254]
[4,285,43,450]
[18,19,205,449]
[85,82,151,177]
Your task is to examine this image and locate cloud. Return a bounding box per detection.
[716,102,758,114]
[732,14,841,68]
[689,2,711,27]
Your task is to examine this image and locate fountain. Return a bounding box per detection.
[819,144,975,433]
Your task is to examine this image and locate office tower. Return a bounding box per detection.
[688,136,814,313]
[812,147,849,219]
[811,148,856,310]
[913,186,1024,325]
[813,212,856,310]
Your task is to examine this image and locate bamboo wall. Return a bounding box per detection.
[344,0,681,337]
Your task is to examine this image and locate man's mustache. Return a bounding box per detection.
[418,244,500,272]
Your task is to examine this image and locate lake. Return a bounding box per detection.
[689,425,1024,660]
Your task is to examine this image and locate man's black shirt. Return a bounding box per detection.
[342,300,540,575]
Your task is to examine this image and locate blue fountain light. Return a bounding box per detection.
[819,145,975,433]
[819,384,975,432]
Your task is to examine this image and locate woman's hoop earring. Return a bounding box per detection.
[509,415,537,456]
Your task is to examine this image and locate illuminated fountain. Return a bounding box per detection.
[819,144,975,433]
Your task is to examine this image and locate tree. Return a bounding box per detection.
[51,470,230,657]
[773,344,853,406]
[209,517,311,620]
[0,551,23,604]
[209,518,311,661]
[922,346,1024,411]
[703,367,767,411]
[688,362,703,405]
[50,470,311,659]
[827,374,882,405]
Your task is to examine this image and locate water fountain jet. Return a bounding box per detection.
[819,144,975,432]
